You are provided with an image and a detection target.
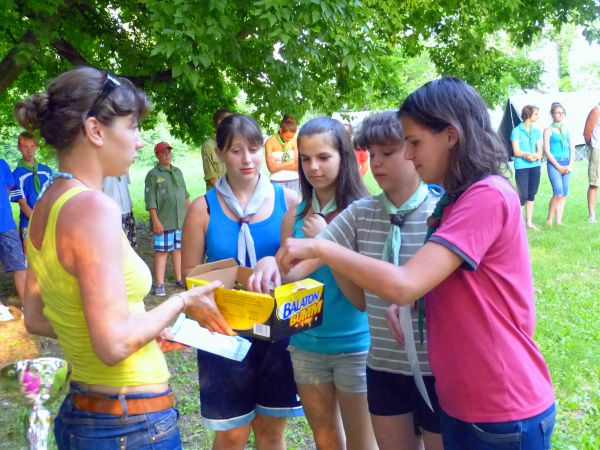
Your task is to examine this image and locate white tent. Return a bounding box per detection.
[502,91,600,146]
[331,111,373,130]
[497,91,600,160]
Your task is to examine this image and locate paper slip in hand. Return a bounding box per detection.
[399,305,433,411]
[170,314,251,362]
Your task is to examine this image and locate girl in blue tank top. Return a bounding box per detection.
[252,117,376,449]
[543,102,576,226]
[181,114,300,449]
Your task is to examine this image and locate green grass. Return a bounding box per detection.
[2,155,599,449]
[522,162,600,450]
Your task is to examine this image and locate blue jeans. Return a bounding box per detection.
[439,403,555,450]
[547,158,571,196]
[54,386,181,449]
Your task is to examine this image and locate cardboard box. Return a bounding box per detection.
[186,259,324,341]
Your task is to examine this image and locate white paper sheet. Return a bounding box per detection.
[170,314,251,362]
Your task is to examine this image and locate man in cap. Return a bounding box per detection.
[144,142,190,296]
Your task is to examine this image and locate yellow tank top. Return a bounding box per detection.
[27,187,170,386]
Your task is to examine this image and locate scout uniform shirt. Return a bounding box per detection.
[201,136,225,189]
[144,163,189,230]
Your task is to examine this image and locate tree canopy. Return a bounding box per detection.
[1,0,598,145]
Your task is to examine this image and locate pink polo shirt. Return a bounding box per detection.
[427,175,554,423]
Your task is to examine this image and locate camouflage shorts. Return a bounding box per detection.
[122,212,137,248]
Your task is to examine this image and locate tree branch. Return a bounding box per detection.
[51,38,172,87]
[126,70,173,86]
[52,38,89,66]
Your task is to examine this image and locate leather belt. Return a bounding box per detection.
[72,392,175,415]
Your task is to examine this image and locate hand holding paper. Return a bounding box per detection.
[385,304,405,347]
[156,328,189,352]
[169,314,251,361]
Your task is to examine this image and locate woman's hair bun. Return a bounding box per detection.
[14,93,49,131]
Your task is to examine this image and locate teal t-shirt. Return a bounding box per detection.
[548,128,571,160]
[511,123,542,170]
[289,202,370,354]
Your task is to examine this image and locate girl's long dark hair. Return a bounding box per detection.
[399,77,509,198]
[297,117,369,217]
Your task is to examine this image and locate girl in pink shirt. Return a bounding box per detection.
[275,78,555,449]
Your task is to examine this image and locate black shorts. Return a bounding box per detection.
[197,338,302,430]
[515,166,541,205]
[367,367,441,434]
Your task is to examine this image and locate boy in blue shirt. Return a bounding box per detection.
[10,132,52,247]
[0,158,26,300]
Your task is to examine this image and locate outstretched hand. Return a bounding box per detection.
[247,256,281,293]
[183,281,236,336]
[276,238,321,274]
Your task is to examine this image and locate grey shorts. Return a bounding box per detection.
[0,229,26,272]
[589,147,600,186]
[288,345,368,393]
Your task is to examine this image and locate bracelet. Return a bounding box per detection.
[173,294,186,313]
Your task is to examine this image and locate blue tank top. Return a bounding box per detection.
[289,202,370,354]
[549,129,571,161]
[205,184,287,266]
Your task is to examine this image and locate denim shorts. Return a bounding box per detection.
[288,345,368,393]
[153,229,181,252]
[547,158,572,196]
[366,367,441,434]
[197,338,303,431]
[0,229,26,272]
[439,403,556,450]
[121,212,137,249]
[54,385,181,450]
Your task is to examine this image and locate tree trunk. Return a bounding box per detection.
[0,30,39,94]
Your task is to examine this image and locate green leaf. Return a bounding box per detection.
[198,54,211,68]
[172,64,183,78]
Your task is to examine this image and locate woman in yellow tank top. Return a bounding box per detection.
[15,67,234,450]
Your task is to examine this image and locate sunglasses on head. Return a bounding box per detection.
[87,72,121,117]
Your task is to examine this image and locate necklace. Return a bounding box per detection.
[38,171,88,198]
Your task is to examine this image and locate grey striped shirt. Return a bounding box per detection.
[318,193,437,375]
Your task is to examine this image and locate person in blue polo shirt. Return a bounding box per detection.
[0,158,26,300]
[511,105,543,230]
[10,132,52,248]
